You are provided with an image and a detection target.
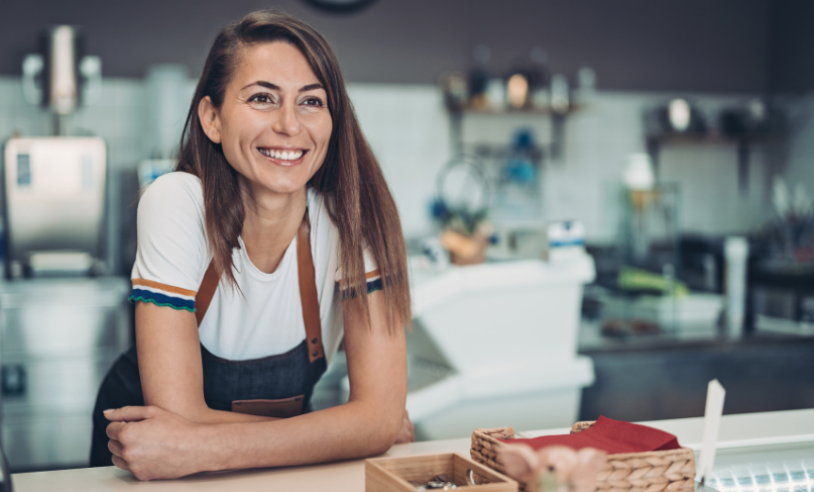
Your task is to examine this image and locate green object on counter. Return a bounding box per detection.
[618,266,688,296]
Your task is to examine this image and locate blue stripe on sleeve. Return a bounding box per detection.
[128,288,196,312]
[341,278,384,301]
[366,278,383,295]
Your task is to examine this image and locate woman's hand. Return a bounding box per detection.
[105,406,210,481]
[394,409,415,444]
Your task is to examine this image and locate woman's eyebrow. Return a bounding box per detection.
[299,83,324,92]
[239,81,324,92]
[241,80,280,91]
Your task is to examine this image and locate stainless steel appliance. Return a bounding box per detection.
[3,137,107,277]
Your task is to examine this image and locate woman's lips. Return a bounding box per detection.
[258,147,308,167]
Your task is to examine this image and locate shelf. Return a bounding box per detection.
[448,105,581,117]
[445,103,584,161]
[646,131,783,195]
[647,131,780,146]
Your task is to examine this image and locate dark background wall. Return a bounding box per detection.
[768,0,814,94]
[0,0,777,93]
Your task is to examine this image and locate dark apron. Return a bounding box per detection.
[90,212,327,467]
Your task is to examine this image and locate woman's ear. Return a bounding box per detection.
[198,96,222,144]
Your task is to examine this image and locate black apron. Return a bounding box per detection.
[90,212,327,467]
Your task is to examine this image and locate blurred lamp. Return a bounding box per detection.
[506,73,529,109]
[668,99,691,132]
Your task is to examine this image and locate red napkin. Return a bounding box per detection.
[499,416,681,454]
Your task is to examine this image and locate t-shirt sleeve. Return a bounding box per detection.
[361,248,382,295]
[333,245,381,296]
[128,173,210,312]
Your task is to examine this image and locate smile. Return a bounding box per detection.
[258,147,307,163]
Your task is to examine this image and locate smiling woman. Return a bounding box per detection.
[88,9,413,480]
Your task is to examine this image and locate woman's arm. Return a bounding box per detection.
[106,290,407,480]
[134,302,276,424]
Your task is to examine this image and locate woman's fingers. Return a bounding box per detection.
[394,409,415,443]
[108,439,125,458]
[106,421,126,441]
[106,406,162,441]
[403,411,415,442]
[103,407,204,480]
[104,406,157,423]
[111,455,130,472]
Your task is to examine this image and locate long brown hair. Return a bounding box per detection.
[176,9,410,328]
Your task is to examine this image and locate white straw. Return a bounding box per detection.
[698,379,726,483]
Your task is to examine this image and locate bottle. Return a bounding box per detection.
[528,47,550,110]
[576,66,597,105]
[724,236,749,337]
[468,45,491,110]
[0,217,5,280]
[550,74,570,114]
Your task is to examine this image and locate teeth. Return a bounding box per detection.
[260,148,304,161]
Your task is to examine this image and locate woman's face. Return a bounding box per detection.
[199,41,332,197]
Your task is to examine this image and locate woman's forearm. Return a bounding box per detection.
[192,407,278,425]
[198,399,402,472]
[144,396,276,425]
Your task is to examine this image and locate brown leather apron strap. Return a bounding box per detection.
[194,210,324,363]
[297,212,324,363]
[195,261,220,326]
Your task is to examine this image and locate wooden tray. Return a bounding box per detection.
[366,452,519,491]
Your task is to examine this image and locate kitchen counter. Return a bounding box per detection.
[578,319,814,422]
[578,319,814,354]
[12,408,814,492]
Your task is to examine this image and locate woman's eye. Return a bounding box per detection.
[248,93,275,105]
[302,97,325,107]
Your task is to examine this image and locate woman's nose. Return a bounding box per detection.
[271,102,302,136]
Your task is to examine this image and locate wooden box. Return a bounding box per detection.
[365,452,518,491]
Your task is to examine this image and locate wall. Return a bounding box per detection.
[354,84,775,240]
[776,95,814,191]
[768,0,814,94]
[0,0,771,92]
[764,1,814,201]
[0,75,775,271]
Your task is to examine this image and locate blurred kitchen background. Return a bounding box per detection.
[1,0,813,473]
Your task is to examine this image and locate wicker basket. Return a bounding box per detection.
[471,421,696,492]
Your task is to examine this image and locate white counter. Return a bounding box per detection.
[406,257,596,438]
[12,408,814,492]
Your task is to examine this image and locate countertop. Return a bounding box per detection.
[577,318,814,354]
[12,408,814,492]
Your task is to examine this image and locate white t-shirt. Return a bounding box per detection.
[129,172,379,364]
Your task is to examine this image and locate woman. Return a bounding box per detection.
[90,9,412,480]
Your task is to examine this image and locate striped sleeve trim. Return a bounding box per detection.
[132,278,196,297]
[366,278,383,295]
[129,279,196,312]
[341,269,383,300]
[365,269,382,294]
